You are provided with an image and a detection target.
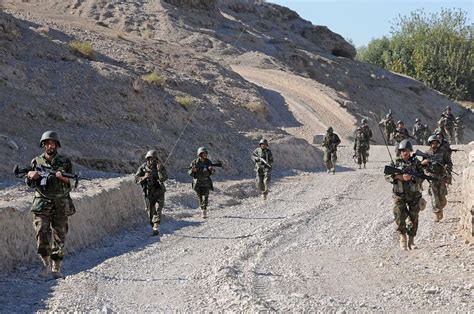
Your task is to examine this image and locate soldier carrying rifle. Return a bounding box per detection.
[135,150,168,236]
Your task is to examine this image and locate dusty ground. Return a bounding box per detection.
[0,145,472,312]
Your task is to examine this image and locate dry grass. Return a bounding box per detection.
[176,96,194,111]
[244,101,267,115]
[142,72,166,86]
[68,40,95,60]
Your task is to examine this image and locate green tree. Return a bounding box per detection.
[357,9,473,101]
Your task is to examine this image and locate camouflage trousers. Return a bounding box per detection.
[355,148,367,165]
[31,197,73,261]
[445,127,454,143]
[428,180,448,212]
[323,150,337,169]
[392,193,421,236]
[455,132,463,145]
[255,169,271,193]
[144,191,165,226]
[195,187,210,210]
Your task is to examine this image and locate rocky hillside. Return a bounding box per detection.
[0,0,472,180]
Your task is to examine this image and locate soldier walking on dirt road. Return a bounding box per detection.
[188,147,216,219]
[135,150,168,236]
[26,131,76,279]
[322,127,341,174]
[385,140,426,251]
[252,138,273,200]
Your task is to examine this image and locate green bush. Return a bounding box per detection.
[176,96,194,111]
[69,40,95,60]
[142,72,166,86]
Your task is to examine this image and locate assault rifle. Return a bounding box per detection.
[253,153,272,169]
[383,165,437,182]
[448,148,463,153]
[414,149,459,176]
[13,164,79,188]
[190,161,223,170]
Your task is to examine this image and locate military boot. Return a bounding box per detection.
[51,260,65,279]
[202,208,208,219]
[408,236,417,250]
[434,210,444,222]
[39,256,51,278]
[363,163,366,169]
[152,223,160,236]
[262,191,268,200]
[358,164,361,169]
[399,234,407,251]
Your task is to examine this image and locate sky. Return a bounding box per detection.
[269,0,473,47]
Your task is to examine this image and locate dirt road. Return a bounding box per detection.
[1,145,472,312]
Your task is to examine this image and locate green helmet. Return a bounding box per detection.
[397,139,413,151]
[361,118,368,124]
[428,135,440,144]
[197,147,208,156]
[40,131,61,147]
[259,138,268,145]
[327,127,333,133]
[145,150,158,159]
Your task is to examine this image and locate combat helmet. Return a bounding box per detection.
[40,131,61,147]
[397,120,404,125]
[428,135,440,144]
[145,150,158,159]
[415,118,420,123]
[361,118,368,124]
[259,138,268,145]
[197,147,208,156]
[327,127,333,133]
[397,139,413,152]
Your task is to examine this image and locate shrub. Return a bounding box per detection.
[176,96,194,111]
[142,72,166,86]
[68,40,95,60]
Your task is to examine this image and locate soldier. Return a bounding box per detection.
[454,116,464,145]
[421,135,452,222]
[412,118,425,145]
[135,150,168,236]
[434,131,453,184]
[26,131,76,278]
[393,120,410,156]
[322,127,341,174]
[252,139,273,200]
[385,140,425,251]
[443,106,456,142]
[379,113,396,145]
[188,147,216,219]
[353,127,368,169]
[422,124,431,145]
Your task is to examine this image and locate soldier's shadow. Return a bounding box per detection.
[0,216,201,312]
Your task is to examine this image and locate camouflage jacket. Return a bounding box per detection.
[353,132,369,151]
[188,157,214,190]
[423,147,452,178]
[362,125,373,141]
[385,156,424,195]
[443,113,455,128]
[393,127,409,143]
[253,147,273,171]
[380,118,396,132]
[135,162,168,196]
[27,153,74,199]
[323,133,341,152]
[412,122,425,137]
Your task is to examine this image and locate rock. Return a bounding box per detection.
[7,140,19,150]
[425,286,439,294]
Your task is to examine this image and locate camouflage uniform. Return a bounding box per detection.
[135,160,168,231]
[188,157,215,215]
[422,125,431,145]
[379,116,396,144]
[393,127,409,156]
[27,153,75,264]
[423,145,451,221]
[253,146,273,197]
[412,121,425,145]
[454,118,464,145]
[385,155,424,249]
[322,128,341,174]
[443,111,456,142]
[353,129,368,168]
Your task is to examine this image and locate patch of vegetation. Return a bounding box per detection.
[244,101,267,115]
[68,40,95,60]
[142,72,166,86]
[176,96,194,111]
